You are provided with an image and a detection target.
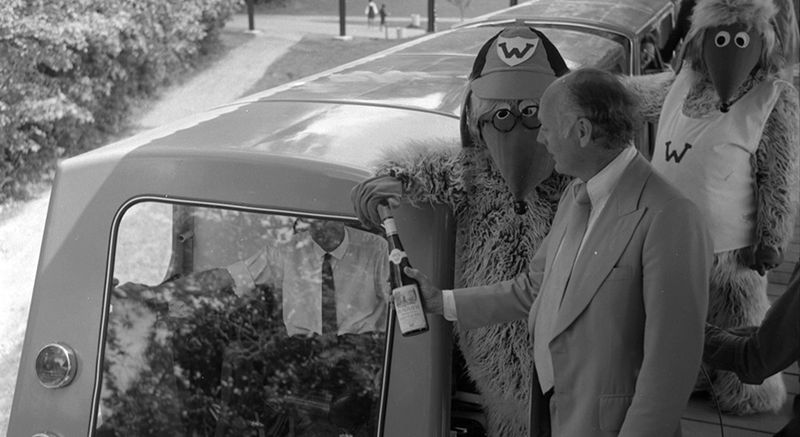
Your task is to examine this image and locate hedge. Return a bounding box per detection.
[0,0,243,203]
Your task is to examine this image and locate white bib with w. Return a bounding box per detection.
[652,68,782,252]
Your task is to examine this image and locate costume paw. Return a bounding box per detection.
[711,370,787,415]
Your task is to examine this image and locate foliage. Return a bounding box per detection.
[0,0,242,203]
[101,285,384,436]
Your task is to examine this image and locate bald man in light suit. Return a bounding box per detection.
[405,68,713,437]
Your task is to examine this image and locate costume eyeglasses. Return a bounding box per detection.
[480,104,542,132]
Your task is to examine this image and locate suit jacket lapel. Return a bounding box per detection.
[552,155,652,338]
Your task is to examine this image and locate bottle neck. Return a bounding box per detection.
[382,216,398,237]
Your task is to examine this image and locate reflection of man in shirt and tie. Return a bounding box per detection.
[227,219,390,337]
[120,219,390,337]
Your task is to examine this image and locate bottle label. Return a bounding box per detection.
[383,217,398,236]
[392,284,427,333]
[388,248,407,265]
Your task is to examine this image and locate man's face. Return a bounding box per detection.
[299,219,345,251]
[537,85,581,177]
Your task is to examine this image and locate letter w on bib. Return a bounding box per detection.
[664,141,692,163]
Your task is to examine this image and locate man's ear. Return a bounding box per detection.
[576,117,592,148]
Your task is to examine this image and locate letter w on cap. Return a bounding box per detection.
[497,36,539,66]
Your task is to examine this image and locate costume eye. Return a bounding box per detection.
[734,31,750,48]
[714,31,731,47]
[495,108,512,120]
[492,108,516,132]
[519,105,541,129]
[520,105,539,118]
[518,100,536,112]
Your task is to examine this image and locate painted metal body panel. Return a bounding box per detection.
[9,1,676,435]
[9,105,459,436]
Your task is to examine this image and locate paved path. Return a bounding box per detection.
[135,13,432,129]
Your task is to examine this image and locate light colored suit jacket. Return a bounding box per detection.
[454,154,712,437]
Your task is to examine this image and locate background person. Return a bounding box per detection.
[379,3,389,31]
[365,0,378,28]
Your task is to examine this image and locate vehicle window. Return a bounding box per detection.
[543,27,629,73]
[99,202,390,436]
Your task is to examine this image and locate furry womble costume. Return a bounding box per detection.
[353,26,571,436]
[626,0,800,415]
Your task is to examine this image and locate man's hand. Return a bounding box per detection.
[747,244,783,276]
[350,175,403,228]
[403,267,444,314]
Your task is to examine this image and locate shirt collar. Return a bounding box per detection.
[585,146,637,207]
[311,226,350,260]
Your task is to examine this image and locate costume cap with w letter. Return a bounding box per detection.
[464,25,569,214]
[469,25,569,100]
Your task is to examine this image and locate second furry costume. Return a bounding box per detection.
[626,0,800,414]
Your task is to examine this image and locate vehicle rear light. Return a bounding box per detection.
[35,343,77,389]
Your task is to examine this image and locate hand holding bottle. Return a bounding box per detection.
[402,267,444,315]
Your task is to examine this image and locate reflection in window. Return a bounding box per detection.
[100,203,390,436]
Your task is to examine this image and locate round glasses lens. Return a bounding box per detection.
[492,109,517,132]
[520,105,542,129]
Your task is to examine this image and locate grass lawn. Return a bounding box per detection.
[242,35,402,96]
[242,1,522,97]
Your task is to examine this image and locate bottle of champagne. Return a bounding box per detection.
[378,203,429,336]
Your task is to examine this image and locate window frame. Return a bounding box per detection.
[97,195,395,436]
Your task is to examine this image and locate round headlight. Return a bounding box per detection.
[35,343,77,389]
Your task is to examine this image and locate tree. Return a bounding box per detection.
[0,0,241,204]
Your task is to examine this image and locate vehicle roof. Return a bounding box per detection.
[41,6,649,298]
[57,0,672,212]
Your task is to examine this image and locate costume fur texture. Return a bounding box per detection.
[625,0,800,415]
[374,140,570,436]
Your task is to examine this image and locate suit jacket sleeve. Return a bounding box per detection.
[705,266,800,384]
[451,229,550,329]
[620,197,712,436]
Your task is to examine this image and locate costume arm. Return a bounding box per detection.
[754,85,800,252]
[620,198,712,436]
[373,140,466,209]
[620,71,674,123]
